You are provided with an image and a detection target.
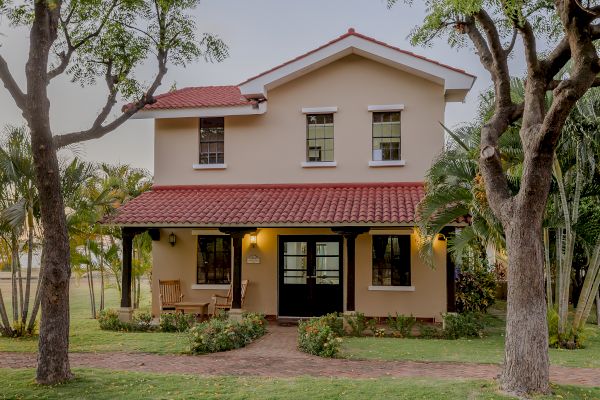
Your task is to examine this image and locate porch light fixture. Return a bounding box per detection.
[168,232,177,247]
[437,233,446,241]
[250,233,257,247]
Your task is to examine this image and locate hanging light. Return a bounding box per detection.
[250,233,257,247]
[168,232,177,247]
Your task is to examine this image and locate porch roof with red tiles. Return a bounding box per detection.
[105,182,428,227]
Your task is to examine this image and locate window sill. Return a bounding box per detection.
[191,284,230,290]
[192,163,227,170]
[368,160,406,168]
[301,161,337,168]
[368,285,415,292]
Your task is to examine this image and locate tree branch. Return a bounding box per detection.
[0,54,27,112]
[53,51,168,148]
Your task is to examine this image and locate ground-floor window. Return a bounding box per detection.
[372,235,411,286]
[197,236,231,284]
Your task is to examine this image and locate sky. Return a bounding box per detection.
[0,0,533,173]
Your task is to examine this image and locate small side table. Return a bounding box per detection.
[174,302,210,321]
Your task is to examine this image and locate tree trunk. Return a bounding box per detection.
[10,234,19,322]
[0,289,13,336]
[85,243,96,318]
[543,228,552,309]
[99,234,105,311]
[22,207,34,324]
[16,249,24,322]
[27,273,42,334]
[501,220,550,395]
[596,290,600,327]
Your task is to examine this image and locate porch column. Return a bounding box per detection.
[332,227,369,312]
[219,227,257,317]
[442,227,457,312]
[120,228,135,321]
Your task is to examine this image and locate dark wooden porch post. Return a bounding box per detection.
[332,227,369,313]
[219,227,257,310]
[442,227,457,312]
[121,228,134,309]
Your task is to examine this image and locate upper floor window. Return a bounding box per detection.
[197,235,231,284]
[372,235,411,286]
[199,117,224,165]
[372,112,401,161]
[306,114,334,162]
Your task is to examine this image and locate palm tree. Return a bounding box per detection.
[0,126,40,335]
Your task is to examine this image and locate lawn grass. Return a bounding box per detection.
[1,368,599,400]
[0,279,189,354]
[341,302,600,369]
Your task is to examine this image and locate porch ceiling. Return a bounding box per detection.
[104,182,435,227]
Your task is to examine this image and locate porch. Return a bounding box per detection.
[110,183,458,321]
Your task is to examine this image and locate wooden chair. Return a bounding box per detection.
[158,280,184,313]
[212,280,249,316]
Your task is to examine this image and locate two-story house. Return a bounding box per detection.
[110,29,475,322]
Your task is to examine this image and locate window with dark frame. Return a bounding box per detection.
[372,112,401,161]
[197,236,231,284]
[306,114,334,162]
[199,117,225,164]
[372,235,411,286]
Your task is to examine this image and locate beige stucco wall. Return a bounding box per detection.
[151,228,447,321]
[153,54,445,185]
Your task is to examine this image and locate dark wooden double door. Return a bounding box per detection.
[278,235,343,317]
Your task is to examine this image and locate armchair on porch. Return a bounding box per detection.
[212,280,249,316]
[158,279,184,313]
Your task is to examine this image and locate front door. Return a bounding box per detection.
[278,235,343,317]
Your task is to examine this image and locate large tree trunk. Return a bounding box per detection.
[501,216,550,394]
[25,0,72,385]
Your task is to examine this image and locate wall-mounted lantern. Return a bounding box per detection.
[249,232,257,248]
[169,232,177,247]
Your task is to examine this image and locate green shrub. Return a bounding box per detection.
[547,308,586,349]
[98,309,157,332]
[344,312,367,337]
[387,314,416,338]
[418,323,441,339]
[188,313,267,354]
[442,312,484,339]
[159,313,195,333]
[366,318,378,335]
[298,317,342,357]
[320,312,345,336]
[455,266,497,313]
[98,309,123,331]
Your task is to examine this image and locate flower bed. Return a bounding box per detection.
[189,312,267,354]
[98,309,194,333]
[298,315,343,357]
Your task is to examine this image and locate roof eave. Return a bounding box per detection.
[130,102,267,119]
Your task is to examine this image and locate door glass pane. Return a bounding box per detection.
[283,241,307,284]
[283,241,307,256]
[316,242,340,285]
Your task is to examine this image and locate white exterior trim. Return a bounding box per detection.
[193,163,227,170]
[301,106,338,114]
[368,160,406,167]
[191,284,230,290]
[131,102,267,120]
[239,34,475,102]
[368,285,416,292]
[368,104,405,112]
[301,161,337,168]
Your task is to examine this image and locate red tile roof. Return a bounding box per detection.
[142,86,252,110]
[106,182,426,226]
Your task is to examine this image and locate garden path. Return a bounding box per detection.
[1,324,598,387]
